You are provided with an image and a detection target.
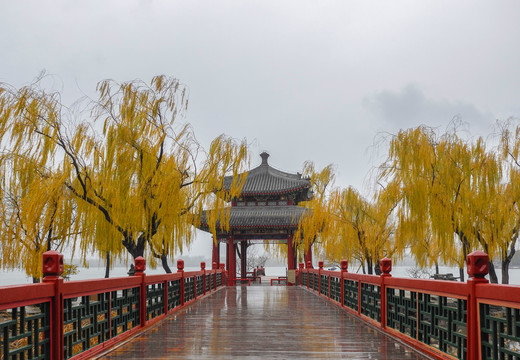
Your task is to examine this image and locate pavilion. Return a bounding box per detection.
[199,152,313,285]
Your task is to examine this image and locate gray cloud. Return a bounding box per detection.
[1,0,519,258]
[363,84,495,136]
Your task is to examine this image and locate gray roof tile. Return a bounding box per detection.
[200,205,306,229]
[224,152,310,196]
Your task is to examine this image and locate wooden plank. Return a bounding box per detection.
[98,287,429,359]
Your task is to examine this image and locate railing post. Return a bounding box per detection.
[380,257,392,329]
[220,263,226,286]
[358,280,362,316]
[467,251,489,360]
[213,262,217,290]
[164,279,168,315]
[340,260,348,307]
[201,262,206,295]
[177,259,185,305]
[298,263,304,286]
[42,250,64,360]
[194,271,198,300]
[134,256,146,328]
[306,261,311,288]
[318,261,323,295]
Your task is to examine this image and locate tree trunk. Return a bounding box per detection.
[122,234,146,259]
[161,253,172,273]
[458,232,469,282]
[366,257,373,275]
[501,244,516,284]
[502,260,510,284]
[104,252,110,278]
[435,262,439,275]
[488,259,499,283]
[374,259,382,275]
[32,276,40,283]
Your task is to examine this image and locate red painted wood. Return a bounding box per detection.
[305,243,312,268]
[227,236,236,286]
[212,240,220,269]
[43,275,64,360]
[0,283,54,309]
[63,277,142,298]
[287,234,295,271]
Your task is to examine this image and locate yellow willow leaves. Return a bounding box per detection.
[0,75,248,275]
[381,126,504,269]
[0,154,78,280]
[294,162,336,255]
[295,161,397,272]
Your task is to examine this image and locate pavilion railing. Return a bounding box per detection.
[298,251,519,360]
[0,251,227,360]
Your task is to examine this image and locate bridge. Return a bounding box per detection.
[0,250,518,359]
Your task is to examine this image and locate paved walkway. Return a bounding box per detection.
[100,286,430,359]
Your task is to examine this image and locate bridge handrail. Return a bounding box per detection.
[62,276,142,298]
[298,252,516,360]
[475,282,520,305]
[0,252,227,360]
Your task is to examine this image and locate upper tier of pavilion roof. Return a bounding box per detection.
[224,152,311,197]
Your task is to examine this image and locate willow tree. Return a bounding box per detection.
[380,126,502,282]
[0,75,248,273]
[294,162,336,264]
[491,120,520,283]
[324,184,397,274]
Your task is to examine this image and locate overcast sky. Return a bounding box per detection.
[1,1,519,259]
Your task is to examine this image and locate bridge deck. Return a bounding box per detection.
[99,286,429,359]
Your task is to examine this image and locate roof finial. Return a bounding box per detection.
[260,152,270,165]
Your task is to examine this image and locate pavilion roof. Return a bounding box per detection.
[224,152,310,196]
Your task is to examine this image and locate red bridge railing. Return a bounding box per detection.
[0,251,227,360]
[297,251,519,360]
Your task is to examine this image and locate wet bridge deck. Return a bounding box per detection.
[99,286,429,359]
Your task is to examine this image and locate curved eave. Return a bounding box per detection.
[198,205,307,232]
[221,224,298,230]
[239,185,310,197]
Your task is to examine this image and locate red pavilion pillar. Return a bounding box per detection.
[240,241,247,279]
[212,237,220,269]
[227,235,236,285]
[287,234,295,270]
[305,242,313,268]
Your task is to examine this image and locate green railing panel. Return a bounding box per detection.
[309,273,314,289]
[196,276,204,297]
[146,283,165,320]
[216,273,222,287]
[167,279,181,310]
[481,303,520,360]
[110,287,140,338]
[63,293,110,359]
[302,272,307,286]
[330,277,341,302]
[205,275,211,293]
[360,283,381,323]
[0,302,50,360]
[343,279,358,311]
[320,275,329,296]
[313,274,319,292]
[418,293,467,359]
[387,288,417,339]
[184,278,195,302]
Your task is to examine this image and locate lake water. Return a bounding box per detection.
[2,265,520,287]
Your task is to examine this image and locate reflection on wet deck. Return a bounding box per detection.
[99,286,429,359]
